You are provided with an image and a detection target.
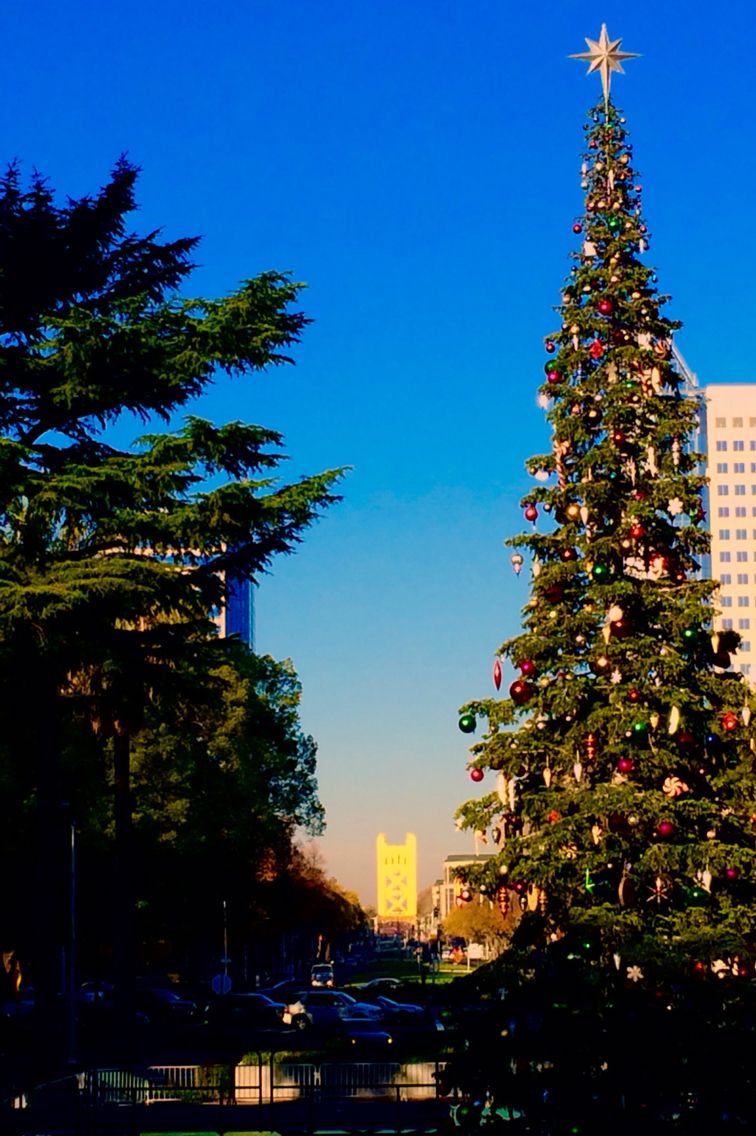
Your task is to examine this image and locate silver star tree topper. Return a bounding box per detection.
[570,24,640,106]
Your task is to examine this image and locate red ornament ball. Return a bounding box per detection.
[524,504,538,522]
[546,369,561,384]
[628,688,641,703]
[519,659,537,676]
[612,429,628,446]
[560,547,578,562]
[618,756,634,774]
[589,340,604,359]
[469,768,484,783]
[632,489,647,501]
[545,340,556,353]
[657,820,675,838]
[543,584,564,604]
[509,679,534,706]
[722,711,739,733]
[597,298,614,315]
[572,222,583,234]
[726,867,739,880]
[629,522,645,540]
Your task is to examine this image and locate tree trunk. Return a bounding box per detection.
[29,659,67,1064]
[112,726,135,1041]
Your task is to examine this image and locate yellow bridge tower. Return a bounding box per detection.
[376,832,417,920]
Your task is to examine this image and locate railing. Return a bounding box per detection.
[5,1056,449,1134]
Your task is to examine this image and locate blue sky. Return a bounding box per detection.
[5,1,756,902]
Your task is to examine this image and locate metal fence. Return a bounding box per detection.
[6,1056,449,1134]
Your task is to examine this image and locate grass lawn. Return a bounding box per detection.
[348,956,474,987]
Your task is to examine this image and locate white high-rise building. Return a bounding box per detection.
[699,383,756,685]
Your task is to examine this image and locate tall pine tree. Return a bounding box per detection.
[453,28,756,1129]
[0,159,344,1030]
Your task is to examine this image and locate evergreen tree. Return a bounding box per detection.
[0,160,344,1021]
[454,82,756,1128]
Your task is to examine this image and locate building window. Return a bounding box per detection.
[716,441,728,451]
[750,419,756,427]
[717,463,729,473]
[751,440,756,450]
[718,508,730,517]
[742,664,751,676]
[734,440,745,451]
[733,418,744,427]
[715,417,727,427]
[738,596,750,607]
[722,618,734,629]
[717,485,729,496]
[719,530,731,539]
[738,551,749,562]
[721,596,733,607]
[720,551,732,562]
[743,641,752,652]
[738,619,750,630]
[720,574,732,584]
[736,485,746,495]
[751,464,756,473]
[736,507,747,517]
[737,574,749,585]
[735,463,745,473]
[736,529,747,539]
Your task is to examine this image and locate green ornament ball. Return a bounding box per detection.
[592,563,611,581]
[458,712,476,734]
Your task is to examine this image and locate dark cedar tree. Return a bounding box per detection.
[0,159,344,1020]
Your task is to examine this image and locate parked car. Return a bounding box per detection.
[133,984,197,1024]
[76,981,150,1030]
[350,977,404,993]
[258,978,310,1002]
[374,994,428,1024]
[203,991,286,1032]
[337,1017,394,1050]
[282,990,383,1030]
[310,963,335,988]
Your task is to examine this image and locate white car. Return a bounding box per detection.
[310,963,335,987]
[283,990,383,1030]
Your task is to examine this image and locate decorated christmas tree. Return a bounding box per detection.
[452,27,756,1129]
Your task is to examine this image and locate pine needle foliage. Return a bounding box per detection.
[457,101,756,981]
